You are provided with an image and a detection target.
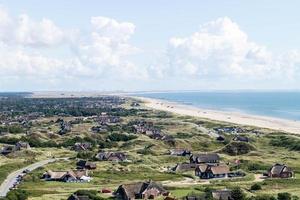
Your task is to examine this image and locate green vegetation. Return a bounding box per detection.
[269,135,300,151]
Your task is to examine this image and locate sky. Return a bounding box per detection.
[0,0,300,91]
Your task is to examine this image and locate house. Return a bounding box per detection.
[114,180,169,200]
[267,163,294,178]
[171,163,199,172]
[216,135,225,142]
[95,152,127,162]
[1,141,31,155]
[169,149,191,156]
[232,136,249,143]
[76,160,97,170]
[67,194,90,200]
[195,164,230,179]
[15,141,30,150]
[212,189,232,200]
[190,153,220,164]
[43,170,91,182]
[0,145,14,155]
[73,142,92,151]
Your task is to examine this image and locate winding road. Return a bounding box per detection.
[0,158,66,197]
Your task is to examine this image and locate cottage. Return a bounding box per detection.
[43,170,91,182]
[169,149,191,156]
[171,163,199,172]
[190,153,220,164]
[195,164,230,179]
[212,189,232,200]
[76,160,97,170]
[267,163,294,178]
[114,180,169,200]
[15,141,31,150]
[73,142,92,151]
[0,145,14,155]
[232,136,249,143]
[95,152,127,162]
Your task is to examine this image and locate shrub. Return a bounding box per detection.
[231,187,246,200]
[4,189,29,200]
[278,193,292,200]
[220,142,255,155]
[250,183,262,190]
[108,133,137,142]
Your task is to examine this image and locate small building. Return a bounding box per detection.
[76,160,97,170]
[171,163,199,172]
[267,163,294,178]
[212,189,232,200]
[15,141,31,150]
[190,153,220,164]
[195,164,230,179]
[43,170,91,182]
[232,136,249,143]
[114,180,169,200]
[169,149,191,156]
[73,142,92,151]
[95,152,127,162]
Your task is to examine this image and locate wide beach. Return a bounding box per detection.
[135,96,300,134]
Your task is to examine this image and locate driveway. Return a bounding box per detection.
[0,158,67,197]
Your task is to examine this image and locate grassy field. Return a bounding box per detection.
[1,99,300,199]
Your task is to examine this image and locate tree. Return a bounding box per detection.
[231,187,246,200]
[278,193,292,200]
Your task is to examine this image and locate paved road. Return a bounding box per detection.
[0,158,66,197]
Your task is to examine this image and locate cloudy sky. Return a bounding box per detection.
[0,0,300,91]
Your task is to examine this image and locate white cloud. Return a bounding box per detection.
[167,17,277,79]
[0,7,65,47]
[0,7,144,89]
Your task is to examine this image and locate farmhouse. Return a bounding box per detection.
[114,180,169,200]
[267,163,294,178]
[43,170,91,182]
[195,164,230,179]
[73,142,92,151]
[171,163,199,172]
[232,136,249,143]
[190,153,220,164]
[76,160,97,170]
[95,152,127,162]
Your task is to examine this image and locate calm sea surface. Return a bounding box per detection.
[135,92,300,121]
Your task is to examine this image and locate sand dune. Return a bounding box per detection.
[135,96,300,134]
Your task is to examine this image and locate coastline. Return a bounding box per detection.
[133,96,300,134]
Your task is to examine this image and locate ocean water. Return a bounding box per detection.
[136,91,300,121]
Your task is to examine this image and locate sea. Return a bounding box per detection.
[135,91,300,121]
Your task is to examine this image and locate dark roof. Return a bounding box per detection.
[269,163,293,175]
[191,153,220,163]
[116,181,167,199]
[233,136,249,142]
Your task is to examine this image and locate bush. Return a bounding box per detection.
[108,133,137,142]
[4,189,29,200]
[220,142,255,155]
[250,183,262,190]
[278,193,292,200]
[77,151,95,159]
[73,190,104,200]
[231,187,246,200]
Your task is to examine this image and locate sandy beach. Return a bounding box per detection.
[134,96,300,134]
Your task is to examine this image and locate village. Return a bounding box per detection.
[0,95,299,200]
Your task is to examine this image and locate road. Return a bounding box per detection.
[0,158,66,197]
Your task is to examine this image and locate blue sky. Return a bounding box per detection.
[0,0,300,91]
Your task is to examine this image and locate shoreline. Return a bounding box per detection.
[133,96,300,134]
